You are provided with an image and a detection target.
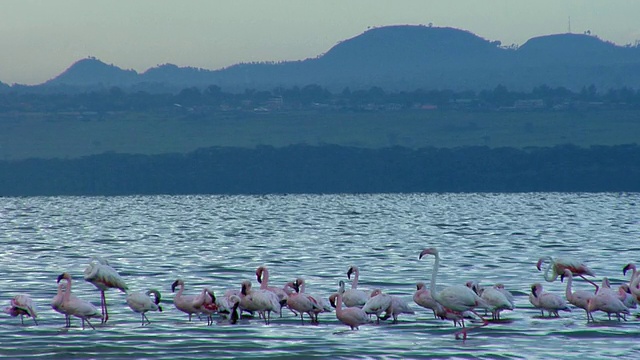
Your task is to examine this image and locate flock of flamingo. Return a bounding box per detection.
[4,249,640,340]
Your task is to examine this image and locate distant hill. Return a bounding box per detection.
[17,25,640,92]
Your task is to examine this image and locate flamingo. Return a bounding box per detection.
[256,266,288,315]
[57,272,103,329]
[4,294,38,325]
[238,280,280,325]
[529,283,571,317]
[362,289,392,324]
[622,263,640,305]
[493,284,515,310]
[536,256,598,291]
[193,288,218,325]
[171,279,201,321]
[343,265,370,308]
[560,269,595,322]
[284,281,323,324]
[293,278,332,323]
[617,285,637,309]
[52,282,74,327]
[587,289,630,321]
[413,282,445,319]
[419,247,489,340]
[330,280,370,330]
[84,256,128,323]
[380,295,415,324]
[479,286,514,321]
[126,289,163,326]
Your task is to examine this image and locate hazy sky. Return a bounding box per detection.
[2,0,639,85]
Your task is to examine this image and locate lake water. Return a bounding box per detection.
[0,193,638,359]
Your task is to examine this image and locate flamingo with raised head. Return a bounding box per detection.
[413,282,445,319]
[256,266,288,315]
[529,283,571,317]
[193,287,217,325]
[362,289,393,324]
[560,269,594,322]
[52,281,79,327]
[4,294,38,325]
[343,265,369,308]
[622,263,640,305]
[419,247,489,340]
[57,272,103,329]
[238,280,280,325]
[126,289,163,326]
[330,280,371,330]
[84,256,128,323]
[171,279,201,321]
[536,256,598,291]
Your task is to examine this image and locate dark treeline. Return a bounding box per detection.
[2,83,640,113]
[1,144,639,196]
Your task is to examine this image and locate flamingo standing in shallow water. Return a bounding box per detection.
[419,247,489,340]
[256,266,288,315]
[560,269,595,322]
[622,263,640,305]
[171,279,201,321]
[330,280,370,330]
[413,282,445,319]
[284,280,323,324]
[238,280,280,324]
[57,272,103,329]
[126,289,163,326]
[536,256,598,291]
[84,257,128,323]
[362,289,392,324]
[529,283,571,317]
[4,294,38,325]
[193,288,217,325]
[52,282,75,327]
[343,265,369,308]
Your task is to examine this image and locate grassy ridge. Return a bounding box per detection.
[1,109,639,160]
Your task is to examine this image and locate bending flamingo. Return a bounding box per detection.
[362,289,393,324]
[126,289,163,326]
[529,283,571,317]
[84,256,128,323]
[57,272,103,329]
[193,287,217,325]
[4,294,38,325]
[419,247,489,340]
[536,256,598,291]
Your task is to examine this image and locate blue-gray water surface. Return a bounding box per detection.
[0,193,638,359]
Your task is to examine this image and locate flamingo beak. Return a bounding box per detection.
[419,248,435,259]
[347,267,353,279]
[241,283,248,296]
[531,285,538,297]
[171,280,179,292]
[56,273,65,283]
[623,263,633,276]
[560,274,565,283]
[536,258,544,271]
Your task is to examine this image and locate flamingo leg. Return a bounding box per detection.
[20,314,24,325]
[32,316,38,326]
[101,291,109,323]
[85,318,96,330]
[454,310,488,341]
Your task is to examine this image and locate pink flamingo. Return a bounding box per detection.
[238,280,280,325]
[83,257,128,323]
[419,247,489,340]
[57,272,103,329]
[171,279,201,321]
[330,280,370,330]
[256,266,288,315]
[536,256,598,291]
[529,283,571,317]
[413,282,445,319]
[381,294,415,324]
[283,280,323,324]
[4,294,38,325]
[52,281,74,327]
[622,263,640,305]
[126,289,163,326]
[587,288,630,321]
[193,288,217,325]
[362,289,392,324]
[560,269,595,322]
[294,278,332,322]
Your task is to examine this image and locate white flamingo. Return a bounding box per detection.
[57,272,102,329]
[4,294,38,325]
[529,283,571,317]
[560,269,595,322]
[84,256,128,323]
[536,256,598,291]
[587,289,630,321]
[419,247,489,340]
[193,287,217,325]
[330,280,371,330]
[126,289,163,326]
[622,263,640,305]
[479,286,514,321]
[343,265,370,308]
[256,266,288,315]
[362,289,393,324]
[171,279,200,321]
[238,280,280,325]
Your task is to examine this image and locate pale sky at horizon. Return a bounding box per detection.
[2,0,639,85]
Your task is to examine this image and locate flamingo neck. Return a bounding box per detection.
[261,269,270,289]
[351,270,359,289]
[542,258,556,282]
[565,273,573,300]
[177,283,185,298]
[335,293,343,314]
[63,277,72,302]
[429,253,440,300]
